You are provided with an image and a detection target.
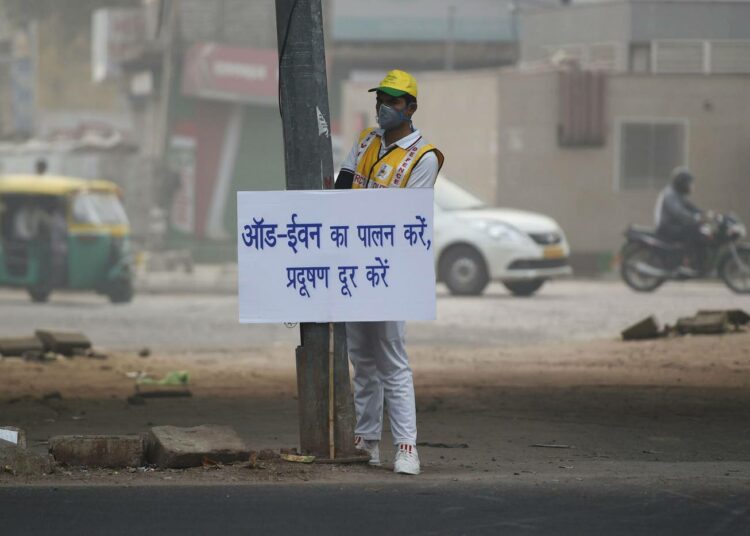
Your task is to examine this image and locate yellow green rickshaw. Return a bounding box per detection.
[0,175,134,303]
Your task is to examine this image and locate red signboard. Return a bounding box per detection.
[181,43,278,104]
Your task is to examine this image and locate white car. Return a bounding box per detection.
[434,177,572,296]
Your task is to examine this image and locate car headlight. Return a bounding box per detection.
[469,220,529,243]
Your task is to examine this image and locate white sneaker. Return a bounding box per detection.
[355,436,381,466]
[394,444,420,475]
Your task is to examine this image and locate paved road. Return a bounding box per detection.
[1,482,748,535]
[0,280,747,351]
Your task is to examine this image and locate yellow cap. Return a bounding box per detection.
[368,69,418,99]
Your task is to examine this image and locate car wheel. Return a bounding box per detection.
[503,278,545,297]
[27,287,51,303]
[107,279,134,304]
[440,245,489,296]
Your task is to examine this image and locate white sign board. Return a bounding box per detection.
[237,189,435,323]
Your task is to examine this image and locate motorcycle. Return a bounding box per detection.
[620,212,750,293]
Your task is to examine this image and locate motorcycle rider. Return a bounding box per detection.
[654,167,706,271]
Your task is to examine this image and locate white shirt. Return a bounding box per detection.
[341,127,439,188]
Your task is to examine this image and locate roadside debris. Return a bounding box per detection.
[35,330,91,356]
[131,370,192,402]
[622,309,749,341]
[257,449,281,461]
[280,453,316,464]
[0,336,44,356]
[0,330,108,361]
[49,434,145,468]
[137,370,189,386]
[0,426,27,449]
[531,443,573,449]
[1,440,53,476]
[621,316,661,341]
[247,449,283,469]
[145,425,250,469]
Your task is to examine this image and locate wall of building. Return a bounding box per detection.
[340,69,501,203]
[492,70,750,260]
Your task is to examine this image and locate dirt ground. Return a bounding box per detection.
[1,331,749,488]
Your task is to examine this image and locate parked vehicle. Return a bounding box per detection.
[0,175,134,303]
[620,212,749,293]
[433,177,572,296]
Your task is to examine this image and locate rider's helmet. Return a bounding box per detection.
[671,167,694,195]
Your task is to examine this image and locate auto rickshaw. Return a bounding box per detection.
[0,175,134,303]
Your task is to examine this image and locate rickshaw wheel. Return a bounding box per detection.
[27,287,51,303]
[107,279,133,304]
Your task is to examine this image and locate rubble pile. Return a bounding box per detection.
[0,330,107,362]
[622,309,750,341]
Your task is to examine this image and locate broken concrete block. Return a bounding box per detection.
[622,316,662,341]
[0,336,44,357]
[0,441,53,476]
[49,435,145,468]
[698,309,750,329]
[0,427,27,449]
[677,312,729,335]
[146,425,250,469]
[35,330,92,356]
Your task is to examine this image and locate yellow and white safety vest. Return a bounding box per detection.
[352,128,444,189]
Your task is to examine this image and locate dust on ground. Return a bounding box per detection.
[1,332,749,487]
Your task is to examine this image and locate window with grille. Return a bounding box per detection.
[618,121,687,190]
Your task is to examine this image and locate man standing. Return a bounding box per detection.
[336,69,444,475]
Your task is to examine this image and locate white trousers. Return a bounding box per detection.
[346,320,417,446]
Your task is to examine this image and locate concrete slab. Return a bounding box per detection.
[0,336,44,357]
[677,312,729,335]
[35,330,92,356]
[146,425,250,469]
[49,435,144,468]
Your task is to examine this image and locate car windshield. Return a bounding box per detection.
[434,176,486,211]
[71,191,129,226]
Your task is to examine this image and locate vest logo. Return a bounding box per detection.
[354,173,367,188]
[375,163,393,180]
[393,145,420,186]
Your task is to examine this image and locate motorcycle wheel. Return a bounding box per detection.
[718,246,750,294]
[620,242,666,293]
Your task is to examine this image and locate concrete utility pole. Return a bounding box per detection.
[275,0,359,461]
